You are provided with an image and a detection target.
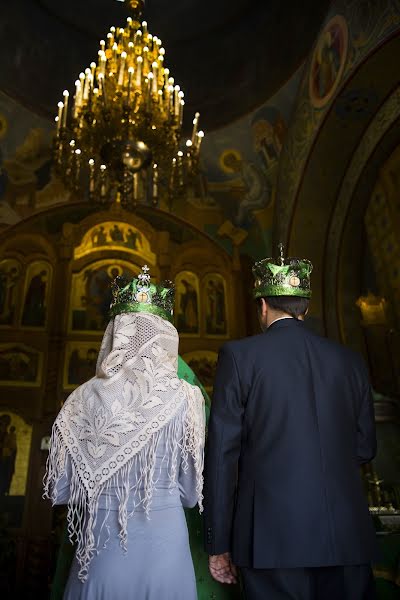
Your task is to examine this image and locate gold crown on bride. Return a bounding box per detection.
[109,265,175,322]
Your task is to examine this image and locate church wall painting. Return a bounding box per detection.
[0,411,33,529]
[64,342,100,389]
[0,68,301,261]
[203,273,228,337]
[182,350,218,393]
[21,261,51,328]
[199,66,302,259]
[0,258,22,326]
[309,15,349,109]
[175,271,200,336]
[0,91,56,226]
[69,259,138,333]
[276,3,400,249]
[74,221,156,265]
[0,344,42,387]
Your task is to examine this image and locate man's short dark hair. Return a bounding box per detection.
[257,296,309,319]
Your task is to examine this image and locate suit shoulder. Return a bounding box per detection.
[220,333,267,356]
[308,330,367,370]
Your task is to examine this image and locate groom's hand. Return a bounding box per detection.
[208,553,237,584]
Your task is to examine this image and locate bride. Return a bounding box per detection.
[44,267,205,599]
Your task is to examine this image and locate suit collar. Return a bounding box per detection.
[267,318,303,331]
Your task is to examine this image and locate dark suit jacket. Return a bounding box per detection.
[204,318,378,568]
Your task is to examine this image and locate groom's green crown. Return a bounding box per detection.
[109,265,175,322]
[253,244,313,299]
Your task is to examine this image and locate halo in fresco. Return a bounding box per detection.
[309,15,349,109]
[219,149,243,174]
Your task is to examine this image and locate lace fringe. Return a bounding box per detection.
[43,393,204,582]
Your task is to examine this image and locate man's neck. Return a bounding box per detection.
[267,315,294,328]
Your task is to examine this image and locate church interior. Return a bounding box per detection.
[0,0,399,597]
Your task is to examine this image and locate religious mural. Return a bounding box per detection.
[175,271,200,335]
[21,261,51,328]
[69,259,138,332]
[218,149,269,226]
[3,127,51,191]
[182,351,218,392]
[309,15,348,108]
[199,67,302,259]
[74,221,156,264]
[275,2,400,250]
[64,343,100,389]
[0,411,32,528]
[203,273,228,337]
[0,259,22,326]
[0,91,64,226]
[0,344,42,387]
[0,67,302,262]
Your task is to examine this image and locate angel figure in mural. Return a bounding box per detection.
[221,151,269,226]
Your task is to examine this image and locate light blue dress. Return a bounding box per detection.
[54,414,199,600]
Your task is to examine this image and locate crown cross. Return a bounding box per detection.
[109,264,175,322]
[278,243,285,266]
[138,264,151,285]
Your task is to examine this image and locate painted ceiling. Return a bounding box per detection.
[0,0,330,130]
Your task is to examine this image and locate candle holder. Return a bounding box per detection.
[53,0,204,210]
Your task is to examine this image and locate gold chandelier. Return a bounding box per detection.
[54,0,204,209]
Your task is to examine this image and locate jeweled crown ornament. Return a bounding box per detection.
[109,264,175,321]
[252,243,313,298]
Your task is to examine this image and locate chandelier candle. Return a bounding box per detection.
[53,0,204,209]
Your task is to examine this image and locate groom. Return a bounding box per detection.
[204,246,378,599]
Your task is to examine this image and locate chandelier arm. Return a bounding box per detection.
[54,0,204,210]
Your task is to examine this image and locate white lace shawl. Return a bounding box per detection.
[43,313,205,580]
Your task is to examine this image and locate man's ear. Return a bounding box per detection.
[260,298,268,317]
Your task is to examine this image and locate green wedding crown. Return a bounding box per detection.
[109,265,175,322]
[252,244,313,299]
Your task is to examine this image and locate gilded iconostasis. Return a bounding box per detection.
[0,0,400,596]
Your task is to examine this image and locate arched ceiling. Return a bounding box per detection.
[0,0,330,130]
[277,32,400,349]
